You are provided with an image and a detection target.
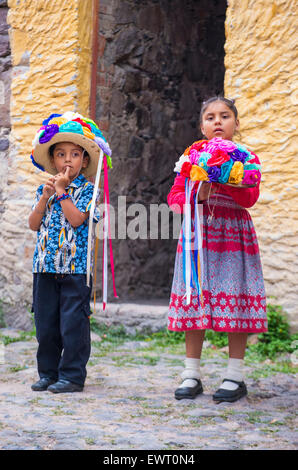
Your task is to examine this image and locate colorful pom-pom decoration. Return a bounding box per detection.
[32,111,112,167]
[174,137,261,187]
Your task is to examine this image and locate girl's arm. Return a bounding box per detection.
[219,184,260,208]
[167,175,188,213]
[167,174,200,213]
[167,175,215,213]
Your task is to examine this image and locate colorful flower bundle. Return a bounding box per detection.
[174,137,261,186]
[176,138,261,309]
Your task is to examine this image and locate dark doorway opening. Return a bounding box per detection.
[95,0,227,301]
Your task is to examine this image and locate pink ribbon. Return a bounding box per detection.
[103,156,118,306]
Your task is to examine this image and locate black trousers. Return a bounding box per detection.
[32,273,92,386]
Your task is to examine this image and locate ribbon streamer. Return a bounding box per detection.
[182,179,204,306]
[87,149,118,311]
[195,182,204,308]
[182,179,193,305]
[102,195,108,310]
[103,156,118,301]
[87,149,103,287]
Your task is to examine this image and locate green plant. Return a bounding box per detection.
[90,318,185,347]
[247,303,298,360]
[205,330,228,348]
[145,329,185,347]
[0,301,6,328]
[90,303,298,363]
[90,317,132,345]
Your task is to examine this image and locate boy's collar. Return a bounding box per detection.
[68,173,87,188]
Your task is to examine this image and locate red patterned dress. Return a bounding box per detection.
[167,153,267,333]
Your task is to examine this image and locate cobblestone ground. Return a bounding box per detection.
[0,327,297,451]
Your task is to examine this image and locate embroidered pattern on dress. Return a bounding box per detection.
[168,193,267,333]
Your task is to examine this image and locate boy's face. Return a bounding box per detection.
[50,142,89,181]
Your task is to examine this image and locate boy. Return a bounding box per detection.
[29,112,110,393]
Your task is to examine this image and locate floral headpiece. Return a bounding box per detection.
[174,137,261,186]
[31,111,112,178]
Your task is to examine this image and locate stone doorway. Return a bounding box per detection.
[95,0,227,301]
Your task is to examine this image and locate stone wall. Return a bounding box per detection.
[224,0,298,330]
[0,0,11,323]
[0,0,11,198]
[0,0,93,328]
[95,0,227,300]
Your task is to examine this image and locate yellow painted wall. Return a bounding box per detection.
[7,0,92,178]
[225,0,298,330]
[0,0,93,325]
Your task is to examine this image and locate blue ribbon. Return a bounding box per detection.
[182,179,202,303]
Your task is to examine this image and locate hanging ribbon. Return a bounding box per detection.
[194,182,204,308]
[182,178,193,305]
[182,179,204,307]
[101,156,118,310]
[102,191,108,310]
[87,149,118,311]
[87,149,104,287]
[103,156,118,300]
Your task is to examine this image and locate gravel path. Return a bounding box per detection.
[0,327,297,451]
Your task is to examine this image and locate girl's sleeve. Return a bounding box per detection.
[76,183,101,223]
[218,151,261,208]
[167,174,198,213]
[220,184,260,208]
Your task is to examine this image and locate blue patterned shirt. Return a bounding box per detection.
[32,174,100,274]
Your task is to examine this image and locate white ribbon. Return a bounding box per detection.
[195,181,204,283]
[102,197,109,308]
[184,180,205,305]
[184,180,194,305]
[86,149,104,287]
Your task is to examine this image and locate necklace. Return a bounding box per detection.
[207,184,219,224]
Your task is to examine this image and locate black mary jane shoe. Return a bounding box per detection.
[175,378,203,400]
[212,379,247,403]
[47,379,84,394]
[31,377,56,392]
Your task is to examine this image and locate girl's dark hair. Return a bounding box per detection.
[199,96,238,123]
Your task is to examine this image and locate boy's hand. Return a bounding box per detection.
[54,167,71,193]
[42,177,56,200]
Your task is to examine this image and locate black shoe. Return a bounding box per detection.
[213,379,247,403]
[31,377,56,391]
[175,378,203,400]
[47,379,84,394]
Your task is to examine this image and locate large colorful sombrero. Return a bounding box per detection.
[31,111,112,178]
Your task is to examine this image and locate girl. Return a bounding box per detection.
[167,97,267,403]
